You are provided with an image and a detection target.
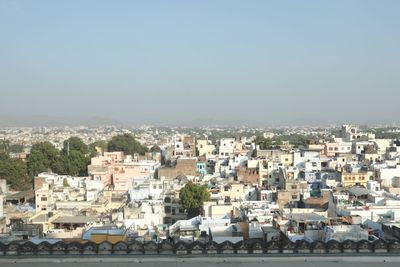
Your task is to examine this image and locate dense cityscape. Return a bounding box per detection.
[0,124,400,255]
[1,0,400,265]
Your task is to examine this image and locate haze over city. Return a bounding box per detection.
[1,0,399,126]
[3,1,400,265]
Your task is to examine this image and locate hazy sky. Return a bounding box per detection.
[0,0,399,126]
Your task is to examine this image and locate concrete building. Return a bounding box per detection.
[219,138,235,159]
[341,171,372,187]
[196,139,216,157]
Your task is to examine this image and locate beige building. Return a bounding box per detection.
[196,140,216,157]
[280,153,293,167]
[259,160,274,187]
[220,183,245,202]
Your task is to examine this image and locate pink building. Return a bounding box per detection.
[88,152,161,192]
[325,143,339,157]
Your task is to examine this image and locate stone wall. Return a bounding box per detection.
[0,239,399,256]
[237,167,259,185]
[158,159,197,180]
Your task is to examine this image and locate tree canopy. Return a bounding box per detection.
[283,134,310,147]
[27,141,59,176]
[0,153,31,190]
[180,181,210,218]
[254,136,282,150]
[61,137,89,155]
[28,139,90,177]
[255,134,310,149]
[9,144,25,153]
[89,140,108,157]
[107,134,148,155]
[0,139,10,154]
[53,150,90,176]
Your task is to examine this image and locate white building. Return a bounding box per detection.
[219,138,235,159]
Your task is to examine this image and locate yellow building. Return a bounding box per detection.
[341,172,372,187]
[83,227,126,244]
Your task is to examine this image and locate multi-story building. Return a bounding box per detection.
[88,152,161,191]
[174,135,196,158]
[219,138,235,158]
[341,171,373,187]
[196,139,216,157]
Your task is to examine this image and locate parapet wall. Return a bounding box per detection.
[0,239,400,256]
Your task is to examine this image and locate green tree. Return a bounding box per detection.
[255,136,283,149]
[61,137,89,155]
[180,181,210,218]
[0,139,10,154]
[284,134,309,147]
[107,134,148,155]
[89,140,108,157]
[0,154,31,190]
[53,150,90,177]
[9,144,25,153]
[27,142,59,176]
[63,150,90,176]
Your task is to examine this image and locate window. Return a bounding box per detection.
[291,185,297,190]
[159,185,162,189]
[164,206,171,213]
[153,185,156,189]
[41,197,47,201]
[291,195,297,200]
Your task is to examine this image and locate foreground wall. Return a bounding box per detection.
[0,239,400,256]
[1,256,400,267]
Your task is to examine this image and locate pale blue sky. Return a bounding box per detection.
[0,0,399,126]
